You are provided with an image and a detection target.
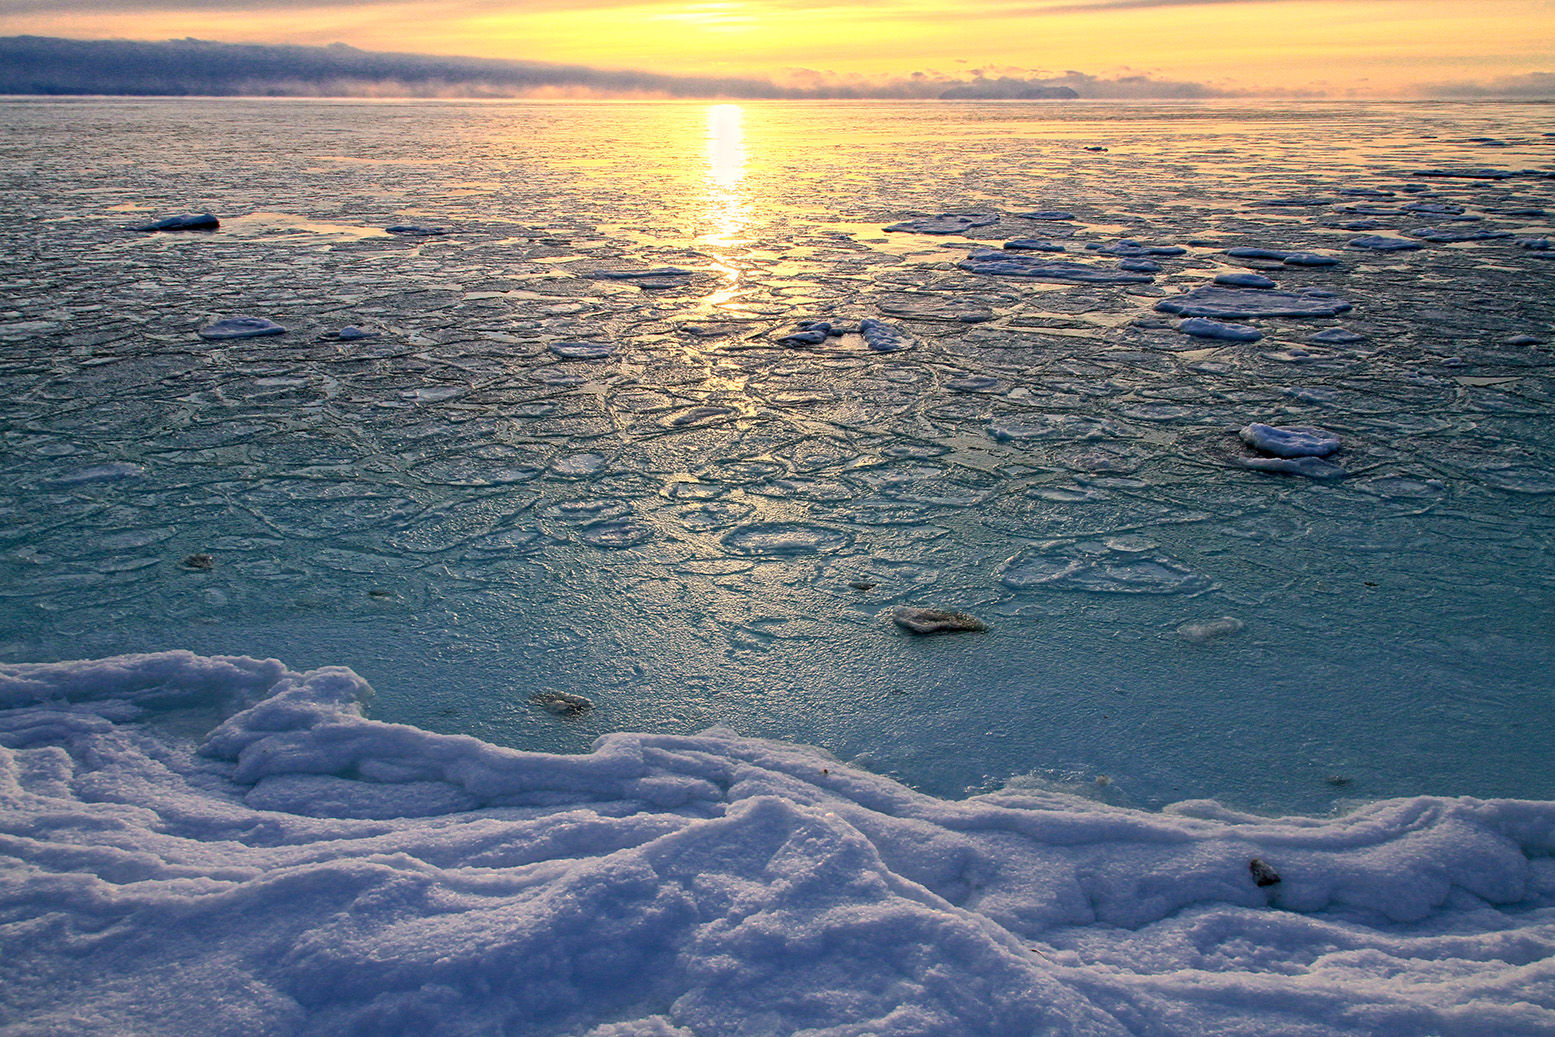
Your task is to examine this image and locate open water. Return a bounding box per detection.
[2,97,1552,813]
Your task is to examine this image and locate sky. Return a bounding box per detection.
[3,0,1554,98]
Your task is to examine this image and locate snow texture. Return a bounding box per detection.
[3,653,1553,1036]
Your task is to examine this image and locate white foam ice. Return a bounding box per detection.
[5,652,1552,1035]
[1156,287,1352,319]
[958,251,1153,283]
[196,316,286,340]
[1177,317,1263,342]
[1239,423,1341,458]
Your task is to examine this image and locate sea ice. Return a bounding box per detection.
[1236,455,1346,479]
[1155,286,1351,319]
[1411,168,1517,179]
[1176,616,1246,643]
[1309,328,1366,344]
[1094,240,1186,257]
[1000,542,1211,595]
[958,251,1153,283]
[1013,210,1076,221]
[385,224,449,235]
[1348,236,1424,251]
[129,212,219,232]
[1213,272,1277,288]
[548,340,616,359]
[44,461,146,486]
[592,267,694,280]
[859,318,913,353]
[1239,423,1341,458]
[1407,226,1515,243]
[1224,248,1338,267]
[885,213,998,234]
[322,325,379,341]
[1177,317,1263,342]
[1002,239,1065,252]
[1119,259,1160,272]
[196,316,286,340]
[890,606,988,635]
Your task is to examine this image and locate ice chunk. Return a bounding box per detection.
[1214,272,1276,288]
[322,325,379,341]
[1309,328,1366,344]
[885,213,998,234]
[129,212,219,232]
[1224,247,1338,266]
[859,318,913,353]
[958,251,1153,283]
[1119,259,1160,272]
[1348,235,1424,251]
[548,341,616,359]
[1155,286,1351,318]
[533,690,593,716]
[385,224,448,235]
[1407,227,1515,243]
[1176,616,1245,643]
[891,606,988,635]
[1178,317,1262,342]
[592,267,694,280]
[1237,454,1346,479]
[1002,239,1065,252]
[1095,240,1186,257]
[197,316,286,340]
[1239,423,1340,458]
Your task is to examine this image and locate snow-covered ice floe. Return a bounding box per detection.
[3,652,1553,1035]
[196,316,286,340]
[1177,317,1263,342]
[1240,423,1341,458]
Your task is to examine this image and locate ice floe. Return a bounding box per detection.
[1177,317,1263,342]
[1239,423,1341,458]
[1348,235,1424,251]
[1407,226,1515,243]
[885,213,998,234]
[1155,286,1352,319]
[385,224,448,235]
[890,606,988,635]
[548,340,616,360]
[321,325,379,341]
[5,652,1554,1034]
[1013,209,1075,221]
[1236,455,1346,480]
[128,212,219,232]
[1176,616,1246,643]
[1213,272,1277,288]
[1002,239,1066,252]
[1224,247,1338,267]
[859,318,914,353]
[196,316,286,340]
[1309,328,1367,344]
[1411,168,1517,179]
[958,251,1153,283]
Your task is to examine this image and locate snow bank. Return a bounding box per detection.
[3,652,1554,1035]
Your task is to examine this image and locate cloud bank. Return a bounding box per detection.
[0,35,1231,100]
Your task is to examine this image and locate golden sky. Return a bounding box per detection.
[6,0,1554,97]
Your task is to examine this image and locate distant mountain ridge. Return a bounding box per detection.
[0,35,796,99]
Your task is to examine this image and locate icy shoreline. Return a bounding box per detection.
[3,651,1553,1035]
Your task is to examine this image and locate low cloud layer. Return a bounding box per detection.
[0,35,1229,100]
[1417,71,1555,100]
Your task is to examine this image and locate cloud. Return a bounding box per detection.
[1416,71,1555,99]
[0,35,1229,100]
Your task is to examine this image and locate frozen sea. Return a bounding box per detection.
[2,99,1555,1034]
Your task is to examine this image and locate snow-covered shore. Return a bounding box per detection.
[3,652,1552,1034]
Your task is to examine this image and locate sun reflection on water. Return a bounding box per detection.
[700,103,752,311]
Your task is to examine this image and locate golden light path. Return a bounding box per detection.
[698,103,752,315]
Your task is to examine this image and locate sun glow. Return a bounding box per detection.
[699,103,752,312]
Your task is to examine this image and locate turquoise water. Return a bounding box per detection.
[1,98,1552,812]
